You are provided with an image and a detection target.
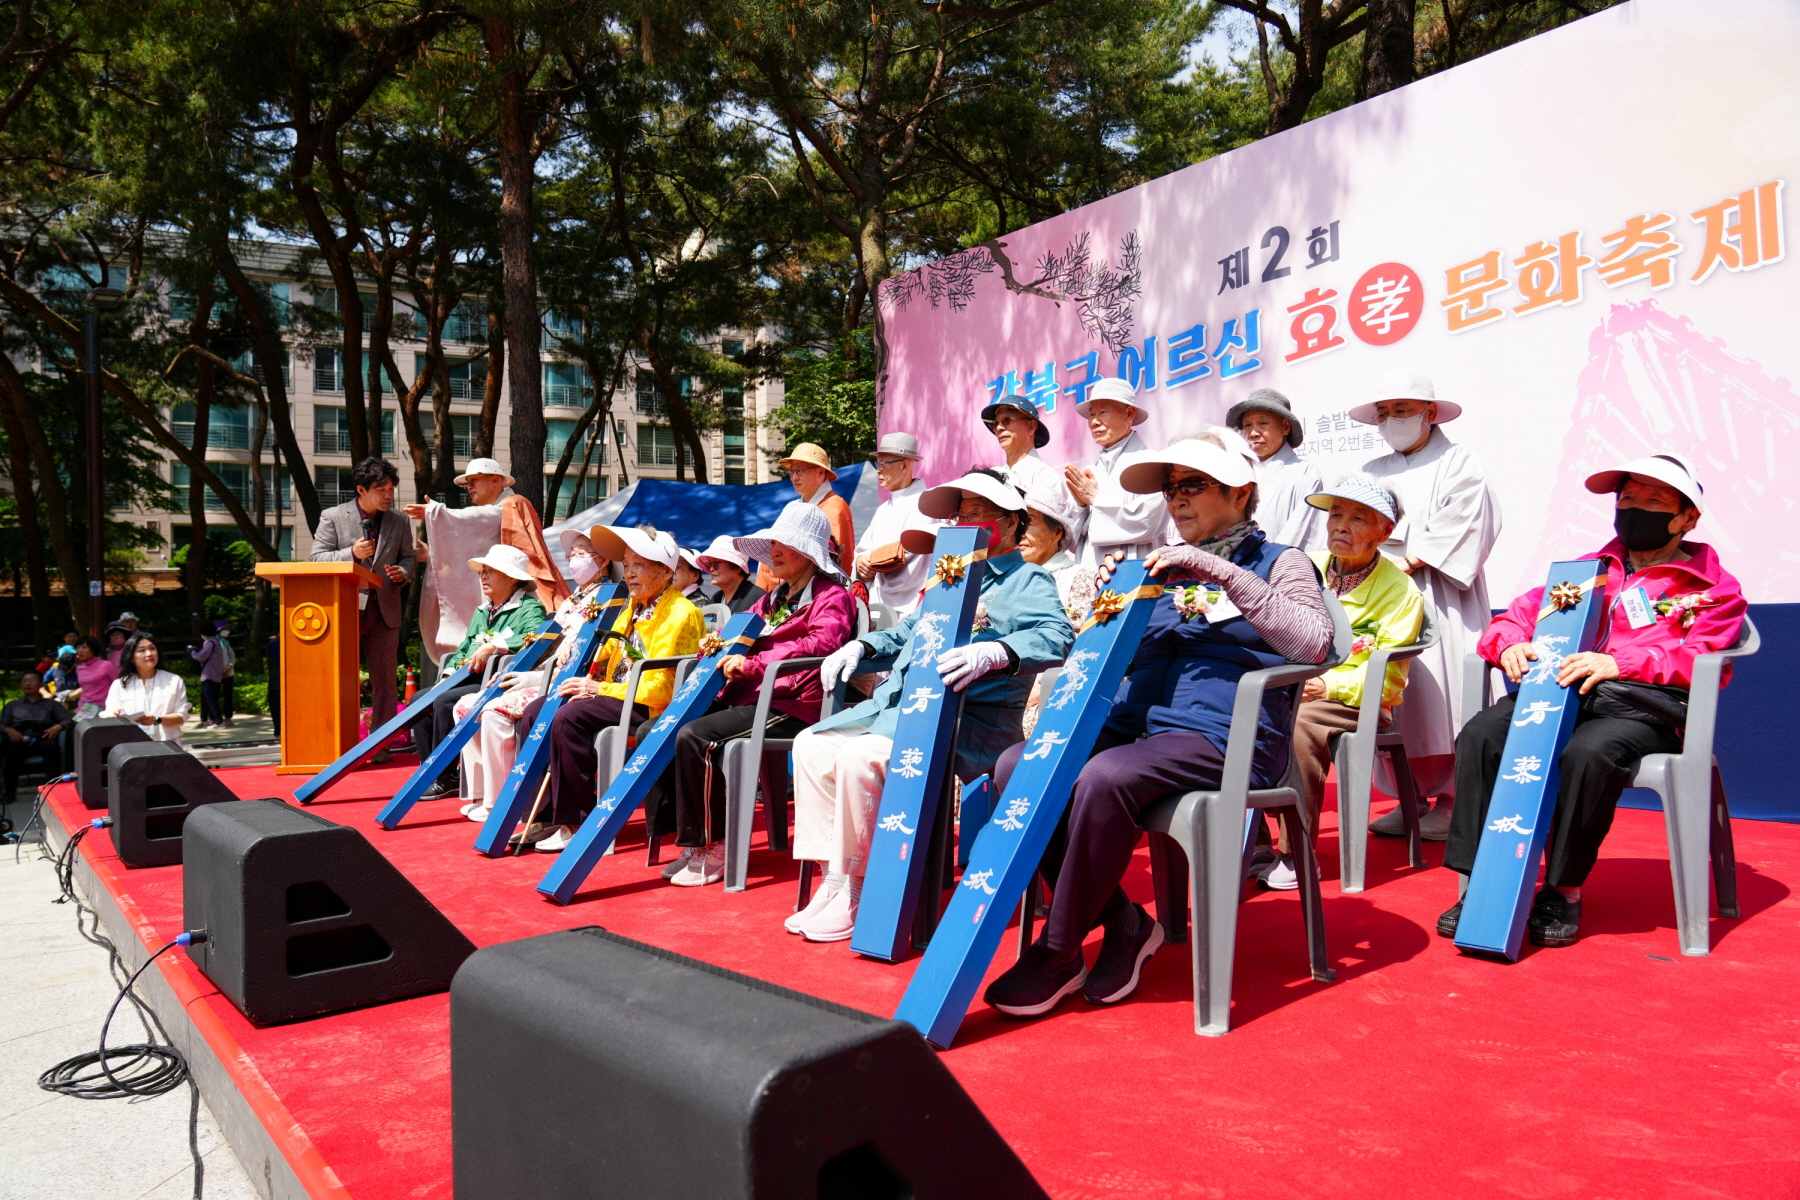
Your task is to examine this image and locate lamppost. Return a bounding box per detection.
[84,286,126,636]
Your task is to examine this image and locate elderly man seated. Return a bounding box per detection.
[794,469,1075,944]
[1437,454,1746,948]
[458,529,616,824]
[1273,477,1424,890]
[982,431,1332,1017]
[518,525,705,853]
[415,545,550,798]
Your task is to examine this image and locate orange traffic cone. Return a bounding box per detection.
[403,666,417,704]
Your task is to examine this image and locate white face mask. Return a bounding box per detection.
[1380,413,1428,452]
[569,553,601,586]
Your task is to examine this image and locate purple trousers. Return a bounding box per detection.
[995,727,1226,953]
[523,694,647,829]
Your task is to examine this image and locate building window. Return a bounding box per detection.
[543,362,588,408]
[172,404,268,452]
[636,423,692,468]
[170,462,288,512]
[443,300,486,344]
[231,347,291,389]
[314,348,342,393]
[314,407,395,455]
[724,417,746,486]
[419,411,478,460]
[722,338,745,359]
[314,466,357,508]
[636,370,666,417]
[548,471,607,515]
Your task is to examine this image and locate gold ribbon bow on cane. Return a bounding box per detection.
[1079,585,1164,633]
[1537,576,1599,620]
[933,553,969,587]
[698,632,757,659]
[582,594,626,622]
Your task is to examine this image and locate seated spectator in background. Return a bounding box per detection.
[413,545,551,799]
[1229,388,1325,550]
[1437,454,1745,948]
[675,547,720,606]
[520,525,705,853]
[190,621,231,728]
[65,636,115,716]
[44,647,78,697]
[983,431,1331,1018]
[696,536,765,615]
[658,504,858,887]
[101,634,191,745]
[3,673,72,800]
[794,469,1074,943]
[460,531,611,824]
[1279,477,1423,890]
[103,624,130,668]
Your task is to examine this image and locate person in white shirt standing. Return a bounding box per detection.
[852,432,941,617]
[1062,377,1164,566]
[981,395,1062,498]
[1228,388,1326,551]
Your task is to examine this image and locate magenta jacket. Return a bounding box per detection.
[1478,538,1747,690]
[717,576,858,722]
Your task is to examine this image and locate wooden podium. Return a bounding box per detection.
[256,561,387,775]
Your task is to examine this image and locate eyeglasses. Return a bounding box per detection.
[1161,476,1221,499]
[873,457,909,469]
[990,414,1033,429]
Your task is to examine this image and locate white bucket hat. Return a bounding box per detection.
[1076,376,1150,425]
[588,524,680,569]
[468,543,535,582]
[1349,373,1463,425]
[453,456,516,488]
[694,534,750,573]
[1021,479,1081,533]
[1305,474,1400,524]
[734,501,843,579]
[1119,436,1258,494]
[872,432,923,461]
[1584,453,1706,513]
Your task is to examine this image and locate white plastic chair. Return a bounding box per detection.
[700,603,731,632]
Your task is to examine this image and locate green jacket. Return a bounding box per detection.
[451,588,550,667]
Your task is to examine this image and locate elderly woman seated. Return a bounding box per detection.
[457,530,616,824]
[1269,476,1424,890]
[1437,454,1746,947]
[982,431,1332,1018]
[516,525,705,853]
[655,503,858,887]
[695,535,767,615]
[415,545,550,797]
[794,469,1075,943]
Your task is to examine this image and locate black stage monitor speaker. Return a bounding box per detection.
[452,927,1048,1200]
[184,800,476,1025]
[106,741,244,867]
[75,718,151,810]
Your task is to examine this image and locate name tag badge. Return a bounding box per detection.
[1206,593,1243,624]
[1619,585,1656,630]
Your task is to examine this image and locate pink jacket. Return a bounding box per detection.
[1478,538,1747,690]
[717,577,858,722]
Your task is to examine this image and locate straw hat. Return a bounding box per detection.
[695,534,750,573]
[734,501,843,579]
[778,443,838,481]
[468,543,535,581]
[587,524,680,569]
[454,456,516,488]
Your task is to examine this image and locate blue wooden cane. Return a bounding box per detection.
[536,611,766,905]
[472,585,626,856]
[894,561,1164,1046]
[1455,560,1608,961]
[291,662,476,804]
[374,618,562,830]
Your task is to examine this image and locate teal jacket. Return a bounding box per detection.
[812,548,1073,780]
[450,589,550,667]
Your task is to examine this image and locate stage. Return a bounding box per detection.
[42,762,1800,1199]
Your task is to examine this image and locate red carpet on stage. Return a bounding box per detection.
[46,765,1800,1199]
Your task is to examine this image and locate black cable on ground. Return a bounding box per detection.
[38,803,208,1199]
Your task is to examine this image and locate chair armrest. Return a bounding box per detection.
[1462,651,1494,733]
[1218,657,1333,800]
[1680,617,1758,768]
[1353,628,1436,730]
[613,654,698,736]
[736,656,833,760]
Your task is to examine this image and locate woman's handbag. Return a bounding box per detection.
[1584,679,1689,728]
[865,542,909,575]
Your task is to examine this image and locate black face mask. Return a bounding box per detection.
[1614,506,1679,552]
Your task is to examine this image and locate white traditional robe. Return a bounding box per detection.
[419,499,504,666]
[854,479,941,615]
[1362,427,1501,797]
[1256,444,1327,551]
[1001,449,1063,504]
[1075,430,1167,567]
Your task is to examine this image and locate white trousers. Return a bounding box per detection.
[453,693,521,807]
[790,722,893,877]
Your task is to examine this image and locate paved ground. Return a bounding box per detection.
[180,714,277,749]
[0,830,258,1200]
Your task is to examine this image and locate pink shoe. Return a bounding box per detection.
[783,877,840,935]
[800,887,858,943]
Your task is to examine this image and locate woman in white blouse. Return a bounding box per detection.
[101,635,191,744]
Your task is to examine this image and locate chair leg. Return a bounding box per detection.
[762,749,792,853]
[1336,733,1371,893]
[1710,761,1740,919]
[795,859,815,912]
[1148,831,1189,945]
[1388,745,1425,870]
[1016,873,1039,956]
[1195,795,1249,1036]
[1290,802,1337,984]
[1656,759,1714,957]
[723,742,754,893]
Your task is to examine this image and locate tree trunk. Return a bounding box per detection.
[219,252,321,530]
[0,380,53,644]
[477,308,505,459]
[184,294,216,642]
[0,354,86,630]
[1361,0,1415,99]
[484,16,545,510]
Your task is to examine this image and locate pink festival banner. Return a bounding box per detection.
[878,0,1800,603]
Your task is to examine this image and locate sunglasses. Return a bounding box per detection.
[1161,475,1222,499]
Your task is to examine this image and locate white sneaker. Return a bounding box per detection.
[669,842,725,887]
[1260,855,1320,891]
[800,886,858,942]
[784,878,842,934]
[660,845,699,881]
[533,826,573,852]
[462,802,491,823]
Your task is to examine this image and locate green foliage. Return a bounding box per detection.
[171,534,257,592]
[770,334,879,468]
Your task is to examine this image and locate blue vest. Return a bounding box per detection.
[1106,531,1311,788]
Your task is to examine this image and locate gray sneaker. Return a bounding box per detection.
[660,845,699,880]
[1417,799,1454,842]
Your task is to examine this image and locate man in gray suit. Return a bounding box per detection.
[311,457,416,760]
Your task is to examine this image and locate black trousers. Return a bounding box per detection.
[669,702,807,848]
[411,684,481,765]
[1443,692,1682,887]
[4,736,64,797]
[528,693,648,830]
[995,727,1227,954]
[200,679,223,725]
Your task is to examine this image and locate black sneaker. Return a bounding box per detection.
[419,775,460,801]
[1528,889,1582,947]
[984,940,1087,1018]
[1436,900,1463,937]
[1083,903,1164,1006]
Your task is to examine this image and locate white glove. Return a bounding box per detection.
[820,641,866,691]
[936,641,1010,692]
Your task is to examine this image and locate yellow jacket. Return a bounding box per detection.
[1310,551,1424,717]
[587,586,705,715]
